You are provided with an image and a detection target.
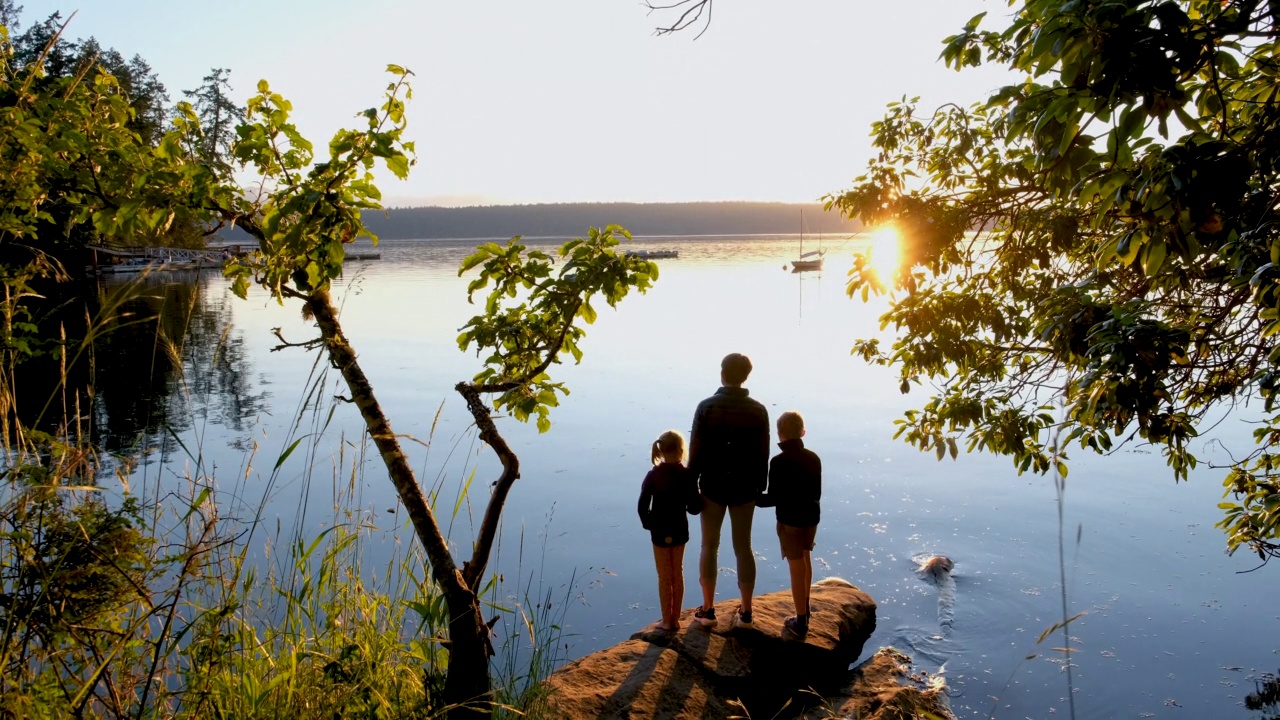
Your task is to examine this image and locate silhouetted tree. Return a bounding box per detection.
[183,68,241,172]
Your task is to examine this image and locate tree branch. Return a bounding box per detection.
[455,382,520,591]
[646,0,714,39]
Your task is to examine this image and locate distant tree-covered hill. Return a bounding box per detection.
[358,202,861,239]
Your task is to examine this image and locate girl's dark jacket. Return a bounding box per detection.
[638,462,703,547]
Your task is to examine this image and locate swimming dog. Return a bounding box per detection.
[915,555,956,631]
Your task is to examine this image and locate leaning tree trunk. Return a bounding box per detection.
[304,288,492,716]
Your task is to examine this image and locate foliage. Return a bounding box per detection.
[0,432,446,719]
[0,464,150,720]
[0,12,237,270]
[7,10,171,146]
[831,0,1280,561]
[222,69,414,301]
[457,226,659,432]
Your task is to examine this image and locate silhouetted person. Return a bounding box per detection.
[689,353,770,629]
[758,410,822,638]
[637,429,701,632]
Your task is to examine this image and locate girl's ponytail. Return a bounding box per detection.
[651,430,686,466]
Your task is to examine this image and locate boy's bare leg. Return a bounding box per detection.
[804,549,813,611]
[788,550,812,616]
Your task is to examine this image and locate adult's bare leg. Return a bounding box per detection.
[728,502,756,614]
[698,497,727,610]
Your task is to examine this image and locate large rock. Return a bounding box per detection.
[535,637,740,719]
[803,647,952,720]
[545,578,926,719]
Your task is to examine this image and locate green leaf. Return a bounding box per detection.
[274,436,307,472]
[385,154,410,179]
[1142,239,1167,276]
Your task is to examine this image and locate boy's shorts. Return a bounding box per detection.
[777,522,817,560]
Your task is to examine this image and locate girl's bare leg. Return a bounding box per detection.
[654,545,675,629]
[668,544,686,628]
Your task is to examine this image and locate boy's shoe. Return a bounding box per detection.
[731,609,754,630]
[783,614,809,637]
[692,606,717,628]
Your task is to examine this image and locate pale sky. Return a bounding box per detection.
[20,0,1013,206]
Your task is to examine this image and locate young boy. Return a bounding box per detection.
[757,410,822,637]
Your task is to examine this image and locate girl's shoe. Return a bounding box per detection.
[731,608,754,629]
[692,606,717,627]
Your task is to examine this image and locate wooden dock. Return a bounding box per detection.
[86,245,230,274]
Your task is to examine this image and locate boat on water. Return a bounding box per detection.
[790,212,824,272]
[791,256,823,272]
[625,249,678,259]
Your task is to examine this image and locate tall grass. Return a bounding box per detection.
[489,509,581,719]
[0,273,580,718]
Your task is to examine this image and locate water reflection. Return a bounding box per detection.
[86,271,267,459]
[1249,671,1280,719]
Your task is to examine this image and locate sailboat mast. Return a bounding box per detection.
[800,208,804,256]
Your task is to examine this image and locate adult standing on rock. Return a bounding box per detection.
[689,353,770,629]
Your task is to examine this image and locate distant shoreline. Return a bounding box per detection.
[368,202,860,239]
[214,201,862,243]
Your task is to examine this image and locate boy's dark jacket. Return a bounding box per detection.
[758,438,821,527]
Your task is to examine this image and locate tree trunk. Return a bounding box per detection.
[443,586,494,716]
[303,288,493,716]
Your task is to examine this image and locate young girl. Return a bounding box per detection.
[637,430,702,632]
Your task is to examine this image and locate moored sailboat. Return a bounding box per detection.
[790,211,824,272]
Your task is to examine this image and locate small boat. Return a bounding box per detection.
[625,249,678,259]
[790,211,824,272]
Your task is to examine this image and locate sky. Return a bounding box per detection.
[19,0,1015,207]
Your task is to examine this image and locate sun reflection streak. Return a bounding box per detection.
[869,225,903,283]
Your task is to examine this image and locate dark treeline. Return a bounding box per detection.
[357,202,863,240]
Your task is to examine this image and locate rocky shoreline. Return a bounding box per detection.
[542,578,953,719]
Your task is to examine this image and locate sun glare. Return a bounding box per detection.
[868,225,903,282]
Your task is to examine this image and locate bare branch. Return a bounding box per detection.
[269,327,324,352]
[646,0,714,39]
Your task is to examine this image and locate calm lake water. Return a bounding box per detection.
[97,235,1278,719]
